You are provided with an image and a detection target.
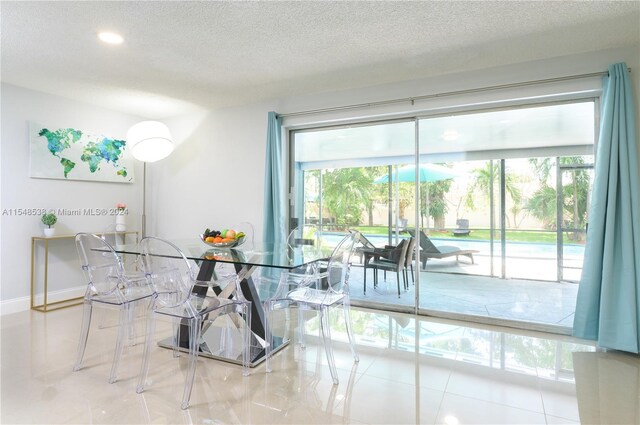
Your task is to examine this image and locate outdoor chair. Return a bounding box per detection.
[365,238,409,297]
[407,229,478,269]
[73,233,154,384]
[394,218,409,233]
[264,231,360,385]
[403,236,416,285]
[350,230,378,264]
[452,219,471,237]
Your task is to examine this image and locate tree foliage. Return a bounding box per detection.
[526,157,590,240]
[465,161,524,228]
[420,179,453,229]
[322,167,376,227]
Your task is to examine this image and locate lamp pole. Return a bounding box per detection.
[142,162,147,238]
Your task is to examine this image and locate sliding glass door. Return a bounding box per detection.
[290,119,417,312]
[290,99,596,331]
[416,101,595,328]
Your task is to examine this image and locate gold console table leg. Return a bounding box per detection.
[30,235,83,312]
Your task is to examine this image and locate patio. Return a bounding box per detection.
[347,260,579,334]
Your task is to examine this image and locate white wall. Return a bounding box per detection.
[147,103,274,241]
[151,46,640,243]
[0,84,144,312]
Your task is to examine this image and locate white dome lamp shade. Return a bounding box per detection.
[126,121,174,162]
[126,121,174,238]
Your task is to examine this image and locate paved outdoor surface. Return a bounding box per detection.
[347,259,579,333]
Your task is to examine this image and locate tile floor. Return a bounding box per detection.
[347,263,579,333]
[2,304,639,424]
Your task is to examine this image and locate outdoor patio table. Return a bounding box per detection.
[111,239,330,367]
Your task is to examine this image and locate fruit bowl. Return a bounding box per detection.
[200,234,245,248]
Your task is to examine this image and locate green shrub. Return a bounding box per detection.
[41,213,57,228]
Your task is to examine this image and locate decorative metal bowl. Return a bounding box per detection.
[200,234,245,248]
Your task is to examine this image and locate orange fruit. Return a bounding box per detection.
[205,236,215,242]
[213,237,223,243]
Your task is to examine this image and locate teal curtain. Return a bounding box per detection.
[573,63,640,353]
[262,112,285,246]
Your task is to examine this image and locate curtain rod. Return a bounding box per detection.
[277,68,630,119]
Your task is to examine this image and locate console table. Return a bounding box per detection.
[30,231,139,312]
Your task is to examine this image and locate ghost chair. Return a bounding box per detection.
[136,237,252,409]
[73,232,153,383]
[264,231,360,385]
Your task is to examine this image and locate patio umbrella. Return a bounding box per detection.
[374,164,460,239]
[374,163,460,184]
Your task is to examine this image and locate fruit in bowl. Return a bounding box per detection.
[201,228,246,247]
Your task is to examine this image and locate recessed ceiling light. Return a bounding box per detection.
[443,415,459,425]
[442,129,460,141]
[98,31,124,45]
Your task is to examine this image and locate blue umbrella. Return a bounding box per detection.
[374,164,460,239]
[374,163,459,184]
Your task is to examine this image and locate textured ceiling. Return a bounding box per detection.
[1,1,639,118]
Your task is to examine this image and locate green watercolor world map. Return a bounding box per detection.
[30,123,134,183]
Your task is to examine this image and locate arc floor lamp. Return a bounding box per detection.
[126,121,174,237]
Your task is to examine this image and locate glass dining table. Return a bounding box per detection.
[112,238,330,367]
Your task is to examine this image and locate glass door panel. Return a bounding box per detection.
[291,119,416,312]
[559,156,594,282]
[504,157,558,282]
[417,101,595,329]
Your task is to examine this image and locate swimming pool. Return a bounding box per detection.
[321,232,585,258]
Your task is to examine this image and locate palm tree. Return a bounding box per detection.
[526,185,557,229]
[527,157,590,240]
[465,161,522,228]
[363,166,388,226]
[420,179,452,230]
[322,167,376,228]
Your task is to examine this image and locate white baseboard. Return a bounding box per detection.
[1,286,85,315]
[0,295,31,316]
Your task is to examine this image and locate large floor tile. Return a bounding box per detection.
[436,393,547,424]
[2,304,637,424]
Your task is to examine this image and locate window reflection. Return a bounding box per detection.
[306,310,595,382]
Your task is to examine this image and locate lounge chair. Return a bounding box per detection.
[407,229,478,269]
[350,230,378,264]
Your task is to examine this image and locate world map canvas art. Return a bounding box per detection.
[29,122,134,183]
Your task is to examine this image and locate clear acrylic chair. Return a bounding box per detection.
[94,223,141,332]
[285,224,328,347]
[264,231,360,385]
[286,224,326,282]
[73,233,153,383]
[135,237,252,410]
[212,221,256,280]
[287,224,322,249]
[234,221,255,248]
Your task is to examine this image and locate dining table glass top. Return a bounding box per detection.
[112,238,330,270]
